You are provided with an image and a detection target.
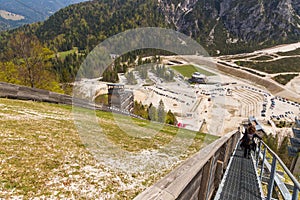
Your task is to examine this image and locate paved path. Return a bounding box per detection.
[215,146,263,200]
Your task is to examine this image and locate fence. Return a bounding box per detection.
[255,140,300,200]
[135,130,241,200]
[0,82,72,105]
[0,82,144,119]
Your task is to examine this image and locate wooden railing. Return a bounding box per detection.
[0,82,72,104]
[135,130,241,200]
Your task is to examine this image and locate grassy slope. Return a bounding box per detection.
[236,57,300,74]
[57,47,78,60]
[0,98,218,199]
[272,73,299,85]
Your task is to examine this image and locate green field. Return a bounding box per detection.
[0,98,218,199]
[170,64,216,77]
[250,55,274,61]
[277,48,300,56]
[57,47,78,60]
[235,57,300,74]
[272,73,299,85]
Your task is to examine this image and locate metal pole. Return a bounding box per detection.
[267,156,277,200]
[260,147,266,181]
[256,140,262,168]
[292,185,299,200]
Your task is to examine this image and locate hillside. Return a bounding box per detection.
[1,0,299,54]
[1,0,300,54]
[160,0,300,54]
[0,98,217,199]
[0,0,300,93]
[0,0,89,31]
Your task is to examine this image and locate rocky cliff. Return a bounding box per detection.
[159,0,300,54]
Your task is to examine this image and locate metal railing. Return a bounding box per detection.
[254,140,300,200]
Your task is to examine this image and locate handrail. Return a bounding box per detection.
[256,140,300,200]
[260,140,300,190]
[135,130,241,200]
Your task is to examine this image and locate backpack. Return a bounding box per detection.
[246,134,254,145]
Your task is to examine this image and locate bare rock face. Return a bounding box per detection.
[158,0,300,53]
[220,0,300,42]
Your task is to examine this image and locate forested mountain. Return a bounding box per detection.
[0,0,89,30]
[35,0,170,52]
[2,0,300,54]
[0,0,300,93]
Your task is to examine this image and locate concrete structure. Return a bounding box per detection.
[107,83,134,112]
[189,72,208,84]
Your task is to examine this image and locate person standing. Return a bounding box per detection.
[243,124,262,158]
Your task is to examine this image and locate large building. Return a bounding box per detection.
[189,72,208,84]
[107,83,134,112]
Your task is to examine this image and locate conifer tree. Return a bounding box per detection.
[157,99,166,123]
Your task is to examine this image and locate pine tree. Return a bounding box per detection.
[165,110,177,125]
[278,136,292,167]
[147,103,157,121]
[157,99,166,123]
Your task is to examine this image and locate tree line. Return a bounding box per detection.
[133,100,177,125]
[0,32,63,93]
[263,134,293,168]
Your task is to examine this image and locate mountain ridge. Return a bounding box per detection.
[159,0,300,54]
[1,0,300,55]
[0,0,89,31]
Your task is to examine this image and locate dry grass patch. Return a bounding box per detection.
[0,98,218,199]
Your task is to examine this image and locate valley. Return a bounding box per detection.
[0,0,89,30]
[0,0,300,198]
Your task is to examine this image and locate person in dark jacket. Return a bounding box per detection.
[241,124,262,158]
[240,122,252,149]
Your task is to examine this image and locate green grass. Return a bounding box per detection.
[272,73,299,85]
[235,57,300,74]
[250,55,274,61]
[277,48,300,56]
[0,98,218,199]
[170,64,216,77]
[94,94,108,105]
[57,47,78,60]
[220,54,255,60]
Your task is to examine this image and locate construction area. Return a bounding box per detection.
[112,54,300,138]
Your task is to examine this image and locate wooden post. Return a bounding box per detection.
[198,157,215,200]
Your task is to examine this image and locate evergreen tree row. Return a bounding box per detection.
[263,134,293,168]
[133,100,177,125]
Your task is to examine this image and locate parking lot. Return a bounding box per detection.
[117,63,300,136]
